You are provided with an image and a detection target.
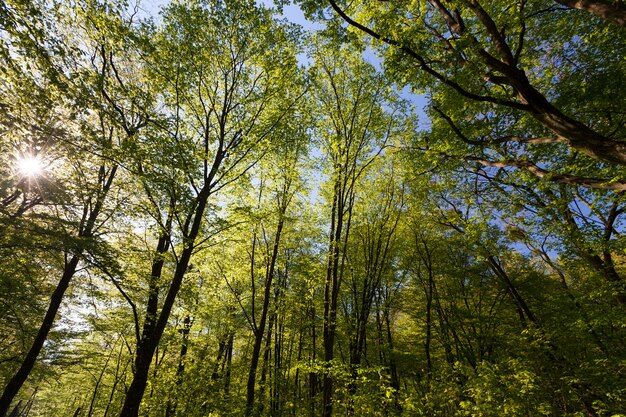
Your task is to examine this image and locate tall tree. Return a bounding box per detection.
[0,0,149,413]
[340,158,405,415]
[116,1,301,415]
[245,108,309,415]
[310,39,406,416]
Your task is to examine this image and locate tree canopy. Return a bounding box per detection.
[1,0,625,416]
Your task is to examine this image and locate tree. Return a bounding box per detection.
[338,157,406,415]
[316,0,626,190]
[114,1,302,415]
[2,0,626,415]
[245,106,309,415]
[309,38,408,416]
[0,0,149,413]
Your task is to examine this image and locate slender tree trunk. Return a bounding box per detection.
[383,309,399,392]
[166,315,191,417]
[103,343,128,417]
[308,305,317,417]
[87,343,115,417]
[272,310,283,413]
[425,271,433,375]
[322,183,342,417]
[323,174,356,417]
[271,270,287,414]
[414,232,437,376]
[434,291,455,366]
[258,311,275,415]
[7,401,21,417]
[295,327,303,397]
[347,308,367,416]
[246,210,286,415]
[212,338,227,381]
[224,334,233,395]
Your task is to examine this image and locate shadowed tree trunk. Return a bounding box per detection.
[119,179,218,417]
[0,162,118,417]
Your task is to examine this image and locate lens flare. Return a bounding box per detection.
[16,155,44,177]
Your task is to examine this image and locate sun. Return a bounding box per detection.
[16,155,44,177]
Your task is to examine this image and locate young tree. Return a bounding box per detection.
[245,109,309,415]
[338,158,406,415]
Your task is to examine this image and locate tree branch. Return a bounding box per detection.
[465,156,626,191]
[325,0,529,111]
[554,0,626,26]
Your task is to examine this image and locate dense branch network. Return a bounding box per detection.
[325,0,626,176]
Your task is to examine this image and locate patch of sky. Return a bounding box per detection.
[133,0,168,21]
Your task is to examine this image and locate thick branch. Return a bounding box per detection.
[466,0,516,65]
[554,0,626,26]
[432,106,562,146]
[325,0,529,111]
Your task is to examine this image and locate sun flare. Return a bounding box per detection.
[16,155,44,177]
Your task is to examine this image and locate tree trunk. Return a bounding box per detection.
[258,311,275,415]
[211,338,227,381]
[425,271,433,375]
[87,343,115,417]
[103,343,128,417]
[383,309,400,392]
[0,255,79,417]
[0,163,116,417]
[246,210,286,415]
[322,183,342,417]
[118,185,212,417]
[308,305,317,417]
[224,334,233,395]
[7,400,22,417]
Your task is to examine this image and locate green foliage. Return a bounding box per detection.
[1,1,626,416]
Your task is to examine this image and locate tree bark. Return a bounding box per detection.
[554,0,626,26]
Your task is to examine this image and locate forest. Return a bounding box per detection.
[1,0,626,416]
